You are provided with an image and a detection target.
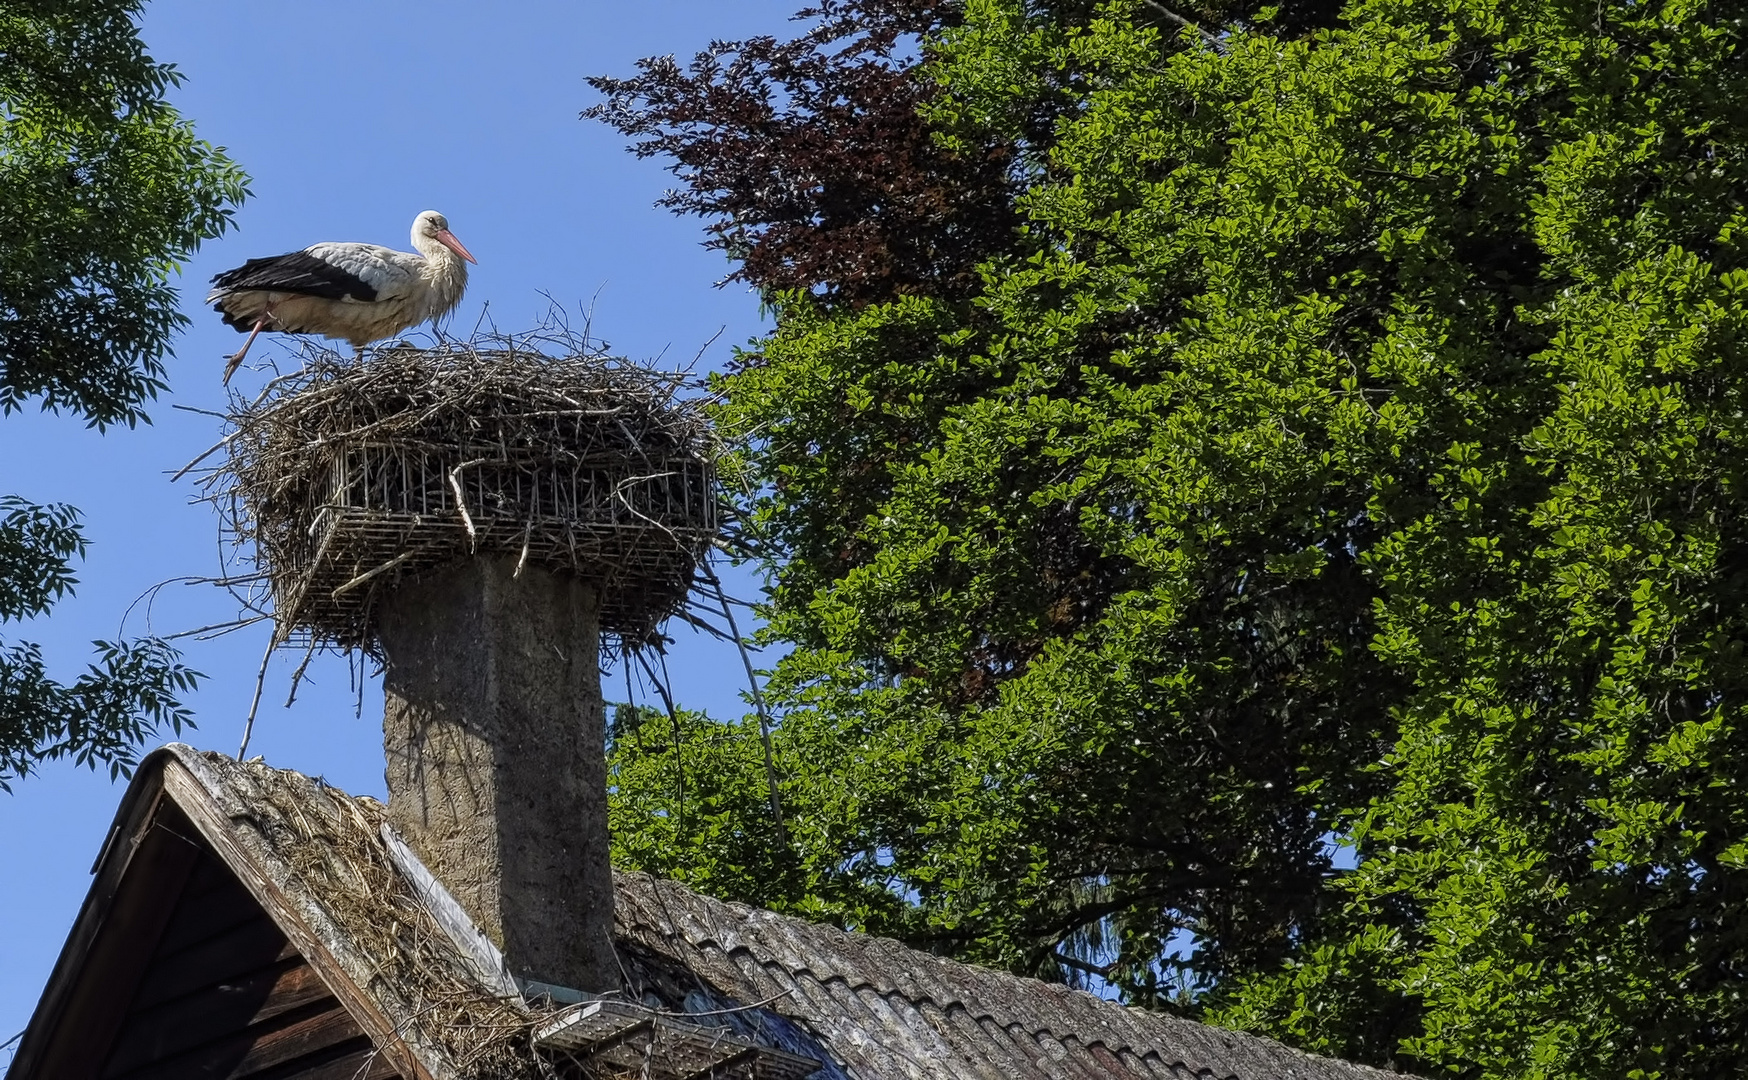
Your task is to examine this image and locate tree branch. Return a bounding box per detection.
[1053,950,1118,980]
[1140,0,1228,52]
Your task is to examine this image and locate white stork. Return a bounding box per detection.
[207,210,477,383]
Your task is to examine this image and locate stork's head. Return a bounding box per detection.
[413,209,477,264]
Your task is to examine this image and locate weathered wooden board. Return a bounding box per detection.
[105,954,333,1076]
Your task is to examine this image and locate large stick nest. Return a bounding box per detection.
[206,337,719,654]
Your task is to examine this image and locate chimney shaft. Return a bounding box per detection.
[378,555,616,993]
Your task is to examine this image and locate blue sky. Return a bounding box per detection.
[0,0,801,1048]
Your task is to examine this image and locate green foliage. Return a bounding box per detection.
[608,700,932,933]
[606,0,1748,1073]
[0,0,240,786]
[0,495,200,789]
[0,635,199,790]
[608,703,800,906]
[1,0,248,424]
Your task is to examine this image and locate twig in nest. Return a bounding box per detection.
[513,520,532,579]
[331,549,420,599]
[448,462,482,549]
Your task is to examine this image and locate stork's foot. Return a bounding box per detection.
[222,350,246,386]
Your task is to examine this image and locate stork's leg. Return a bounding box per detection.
[222,315,270,385]
[222,300,286,384]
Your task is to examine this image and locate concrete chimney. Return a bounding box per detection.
[221,346,715,998]
[378,555,617,993]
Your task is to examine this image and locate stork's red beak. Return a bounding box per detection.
[436,228,477,264]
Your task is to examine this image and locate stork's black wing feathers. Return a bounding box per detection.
[209,251,378,302]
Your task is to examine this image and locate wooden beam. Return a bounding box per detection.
[149,864,275,956]
[104,957,330,1075]
[129,912,296,1011]
[110,1008,367,1080]
[286,1043,403,1080]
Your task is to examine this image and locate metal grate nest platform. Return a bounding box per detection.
[204,340,720,653]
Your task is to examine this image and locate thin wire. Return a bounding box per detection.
[633,648,685,831]
[699,557,787,847]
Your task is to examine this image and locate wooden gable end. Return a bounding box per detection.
[10,794,399,1080]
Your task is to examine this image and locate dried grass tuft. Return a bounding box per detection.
[242,764,557,1078]
[198,330,719,656]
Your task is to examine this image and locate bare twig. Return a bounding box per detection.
[651,989,795,1017]
[633,648,686,828]
[284,637,320,708]
[159,614,272,642]
[672,604,734,640]
[238,634,275,758]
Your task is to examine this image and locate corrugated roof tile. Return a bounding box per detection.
[967,1011,1052,1077]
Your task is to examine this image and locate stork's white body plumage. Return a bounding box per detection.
[207,210,476,382]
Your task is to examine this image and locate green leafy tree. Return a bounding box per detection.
[600,0,1374,998]
[601,0,1748,1074]
[1,0,246,787]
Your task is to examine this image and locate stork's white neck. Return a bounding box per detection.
[412,234,470,324]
